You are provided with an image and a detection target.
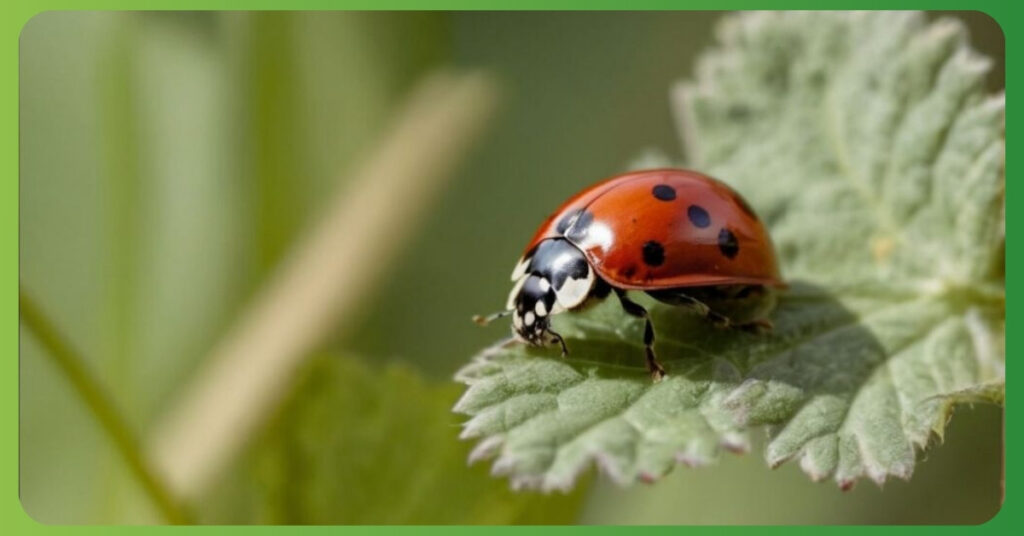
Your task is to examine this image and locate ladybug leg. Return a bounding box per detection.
[614,289,666,381]
[738,318,774,333]
[547,328,569,357]
[672,293,771,333]
[664,293,733,328]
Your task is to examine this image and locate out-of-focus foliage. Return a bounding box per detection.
[455,11,1003,492]
[20,11,449,522]
[204,355,585,524]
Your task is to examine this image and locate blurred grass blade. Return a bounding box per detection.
[149,70,498,500]
[19,288,193,524]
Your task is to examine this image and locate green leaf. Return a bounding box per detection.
[455,11,1003,491]
[203,354,586,524]
[934,380,1005,406]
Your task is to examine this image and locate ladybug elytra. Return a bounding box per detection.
[475,169,784,380]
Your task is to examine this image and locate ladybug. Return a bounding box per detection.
[475,168,784,380]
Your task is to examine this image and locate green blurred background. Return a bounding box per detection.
[20,11,1004,525]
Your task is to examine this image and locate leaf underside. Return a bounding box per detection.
[456,11,1004,492]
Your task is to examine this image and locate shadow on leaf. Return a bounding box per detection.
[453,281,946,491]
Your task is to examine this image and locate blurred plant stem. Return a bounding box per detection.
[149,70,498,501]
[19,288,193,524]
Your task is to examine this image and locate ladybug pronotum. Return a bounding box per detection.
[475,168,784,380]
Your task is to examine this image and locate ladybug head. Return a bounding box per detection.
[507,239,597,346]
[511,274,556,344]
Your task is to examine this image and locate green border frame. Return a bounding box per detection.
[6,1,1012,532]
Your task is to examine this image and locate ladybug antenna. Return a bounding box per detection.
[472,310,512,326]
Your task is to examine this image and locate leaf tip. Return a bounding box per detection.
[767,454,789,470]
[638,472,660,484]
[451,394,473,415]
[799,456,830,482]
[720,433,751,455]
[674,452,710,469]
[468,435,504,465]
[491,455,516,477]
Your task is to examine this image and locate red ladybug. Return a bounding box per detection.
[475,169,784,380]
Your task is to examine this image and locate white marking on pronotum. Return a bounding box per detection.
[538,278,551,292]
[554,266,595,309]
[506,275,527,310]
[535,301,547,316]
[512,312,523,329]
[574,221,614,254]
[524,311,535,326]
[510,256,531,281]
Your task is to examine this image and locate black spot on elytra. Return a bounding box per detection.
[642,241,665,267]
[565,210,594,242]
[718,228,739,258]
[555,209,582,234]
[652,184,676,201]
[687,205,711,228]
